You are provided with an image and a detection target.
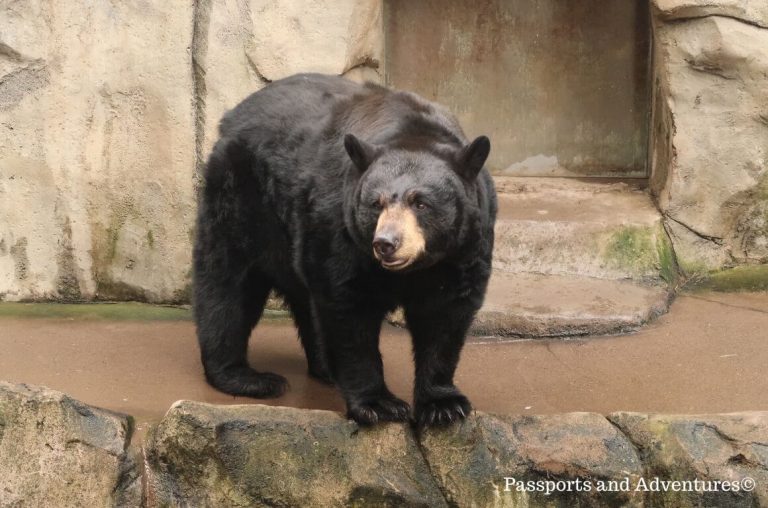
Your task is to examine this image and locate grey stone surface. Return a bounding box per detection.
[472,272,671,338]
[2,381,767,508]
[610,411,768,507]
[145,400,446,507]
[0,382,139,507]
[493,177,670,283]
[419,411,645,507]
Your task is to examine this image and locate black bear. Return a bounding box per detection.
[193,73,496,427]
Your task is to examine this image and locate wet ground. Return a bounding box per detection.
[1,291,766,441]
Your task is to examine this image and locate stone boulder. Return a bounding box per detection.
[650,0,768,274]
[420,412,644,507]
[610,411,768,507]
[0,382,139,506]
[144,401,446,507]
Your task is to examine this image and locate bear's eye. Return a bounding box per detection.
[414,200,428,211]
[371,199,383,210]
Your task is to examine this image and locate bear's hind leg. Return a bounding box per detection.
[194,268,287,398]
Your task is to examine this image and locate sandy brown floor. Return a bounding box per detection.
[1,291,766,441]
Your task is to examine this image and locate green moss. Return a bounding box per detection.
[603,226,656,273]
[96,279,149,301]
[0,302,290,321]
[0,302,191,320]
[146,229,155,248]
[656,223,679,285]
[687,264,768,292]
[675,258,710,278]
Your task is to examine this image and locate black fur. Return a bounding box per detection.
[193,74,497,427]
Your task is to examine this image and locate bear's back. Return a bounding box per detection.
[218,73,363,138]
[219,74,467,153]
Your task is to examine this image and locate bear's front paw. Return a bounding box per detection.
[414,393,472,428]
[347,393,411,426]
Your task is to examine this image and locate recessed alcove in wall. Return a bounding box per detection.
[384,0,651,178]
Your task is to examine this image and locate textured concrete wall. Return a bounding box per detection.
[0,0,383,302]
[385,0,652,177]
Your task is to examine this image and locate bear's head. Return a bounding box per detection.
[344,134,491,272]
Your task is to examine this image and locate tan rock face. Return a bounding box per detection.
[650,4,768,272]
[0,1,198,303]
[0,382,139,507]
[0,0,384,303]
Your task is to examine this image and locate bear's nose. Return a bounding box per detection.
[373,234,399,258]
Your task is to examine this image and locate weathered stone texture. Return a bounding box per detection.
[420,411,644,507]
[610,411,768,507]
[0,1,198,303]
[145,401,446,507]
[653,0,768,28]
[2,383,768,508]
[0,382,139,507]
[0,0,384,304]
[650,2,768,274]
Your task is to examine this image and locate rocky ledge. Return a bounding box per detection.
[1,381,766,507]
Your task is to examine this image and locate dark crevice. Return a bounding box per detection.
[0,42,27,63]
[660,220,685,287]
[342,56,381,78]
[604,416,648,468]
[684,59,736,80]
[191,0,212,181]
[244,52,272,84]
[665,214,724,245]
[663,12,768,31]
[410,427,457,508]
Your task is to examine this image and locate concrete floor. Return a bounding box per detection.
[0,291,766,442]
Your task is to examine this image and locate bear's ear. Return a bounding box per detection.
[344,134,380,173]
[455,135,491,181]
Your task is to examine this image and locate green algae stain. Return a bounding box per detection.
[656,223,679,286]
[0,302,191,321]
[688,264,768,292]
[603,226,657,274]
[0,302,290,321]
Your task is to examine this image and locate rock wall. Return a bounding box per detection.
[3,382,767,507]
[2,0,767,301]
[649,0,768,277]
[0,0,383,303]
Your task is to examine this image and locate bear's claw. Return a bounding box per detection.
[347,394,411,425]
[414,393,472,428]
